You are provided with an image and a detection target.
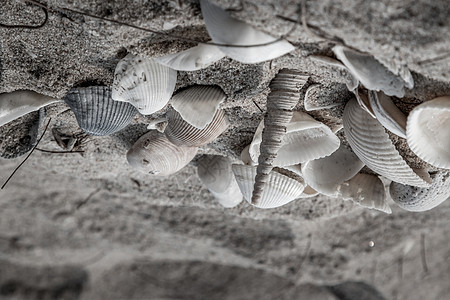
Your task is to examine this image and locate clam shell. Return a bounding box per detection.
[389,171,450,212]
[112,54,177,115]
[197,155,243,208]
[406,96,450,169]
[171,85,226,129]
[343,98,431,187]
[127,130,198,176]
[199,0,295,63]
[309,55,358,91]
[64,86,138,136]
[232,164,305,209]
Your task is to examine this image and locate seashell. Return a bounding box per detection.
[368,90,407,138]
[0,90,59,127]
[64,86,138,136]
[338,173,392,214]
[155,43,225,71]
[171,85,226,129]
[389,171,450,212]
[303,84,347,112]
[164,108,229,147]
[127,130,198,176]
[333,45,410,98]
[240,144,255,166]
[112,54,177,115]
[309,55,359,91]
[232,164,305,209]
[197,155,243,208]
[199,0,295,64]
[147,118,168,133]
[406,96,450,169]
[343,98,432,187]
[352,87,375,118]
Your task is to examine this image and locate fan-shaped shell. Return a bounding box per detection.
[406,96,450,169]
[127,130,198,176]
[343,98,431,187]
[112,54,177,115]
[64,86,138,136]
[199,0,295,64]
[197,155,243,208]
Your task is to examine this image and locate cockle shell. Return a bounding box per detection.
[197,155,243,208]
[199,0,295,64]
[64,86,138,136]
[112,54,177,115]
[390,171,450,212]
[232,164,306,209]
[127,130,198,176]
[309,55,358,91]
[343,98,431,187]
[406,96,450,169]
[0,90,59,127]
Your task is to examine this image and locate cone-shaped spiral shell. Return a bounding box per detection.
[64,86,138,136]
[406,96,450,169]
[112,54,177,115]
[339,173,392,214]
[155,43,225,71]
[171,85,226,129]
[197,155,243,208]
[343,98,431,187]
[199,0,295,63]
[389,171,450,212]
[165,108,229,147]
[0,90,59,127]
[127,130,198,176]
[232,164,305,209]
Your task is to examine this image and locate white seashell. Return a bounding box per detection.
[155,43,225,71]
[127,130,198,176]
[197,155,243,208]
[240,144,255,166]
[199,0,295,64]
[232,164,305,209]
[389,171,450,212]
[112,54,177,115]
[0,90,59,127]
[343,98,432,187]
[338,173,392,214]
[309,55,358,91]
[171,85,226,129]
[406,96,450,169]
[304,84,344,111]
[368,90,407,138]
[352,88,375,118]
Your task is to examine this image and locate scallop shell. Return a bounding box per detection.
[309,55,358,91]
[406,96,450,169]
[389,171,450,212]
[197,155,243,208]
[171,85,226,129]
[64,86,138,136]
[199,0,295,64]
[232,164,305,209]
[0,90,59,127]
[127,130,198,176]
[343,98,431,187]
[112,54,177,115]
[165,108,229,147]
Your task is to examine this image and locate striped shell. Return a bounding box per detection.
[64,86,138,136]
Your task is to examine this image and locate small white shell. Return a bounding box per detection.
[304,84,345,111]
[197,155,243,208]
[406,96,450,169]
[200,0,295,63]
[343,98,432,187]
[112,54,177,115]
[240,145,255,166]
[309,55,359,91]
[353,88,376,118]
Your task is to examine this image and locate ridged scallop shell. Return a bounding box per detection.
[309,55,358,91]
[127,130,198,176]
[232,164,305,209]
[112,54,177,115]
[165,108,229,147]
[64,86,138,136]
[199,0,295,64]
[343,98,431,187]
[406,96,450,169]
[171,85,226,129]
[197,155,243,208]
[389,171,450,212]
[0,90,59,127]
